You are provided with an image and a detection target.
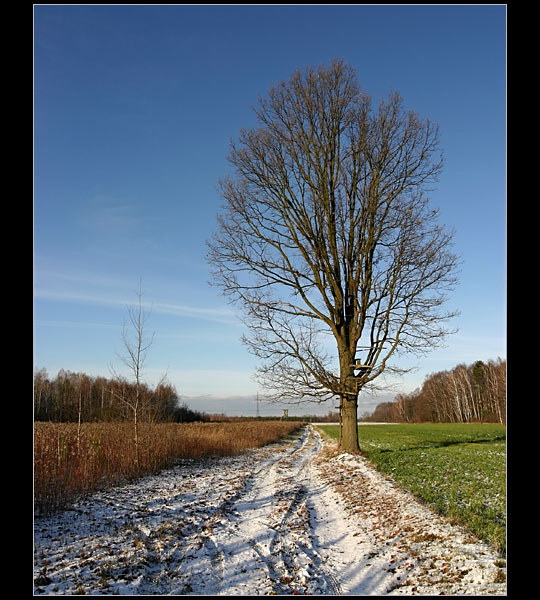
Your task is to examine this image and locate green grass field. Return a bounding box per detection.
[318,423,506,555]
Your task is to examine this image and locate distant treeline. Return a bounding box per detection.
[367,358,506,424]
[35,357,506,426]
[33,368,346,424]
[33,369,208,423]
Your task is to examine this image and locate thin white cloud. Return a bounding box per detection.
[152,301,235,320]
[34,288,238,324]
[34,267,124,289]
[35,319,117,329]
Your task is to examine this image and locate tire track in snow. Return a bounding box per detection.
[193,424,344,595]
[34,424,506,595]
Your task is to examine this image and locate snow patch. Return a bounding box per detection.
[34,425,506,595]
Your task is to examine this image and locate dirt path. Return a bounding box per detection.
[34,425,506,595]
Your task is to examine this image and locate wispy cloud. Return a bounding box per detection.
[34,267,124,289]
[34,288,238,324]
[152,301,235,321]
[35,319,117,329]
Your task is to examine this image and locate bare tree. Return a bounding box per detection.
[111,282,155,469]
[208,60,459,451]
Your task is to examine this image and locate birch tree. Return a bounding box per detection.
[208,60,459,451]
[111,283,155,469]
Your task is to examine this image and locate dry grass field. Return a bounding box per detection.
[34,420,302,513]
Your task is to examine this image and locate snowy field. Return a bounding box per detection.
[34,425,506,595]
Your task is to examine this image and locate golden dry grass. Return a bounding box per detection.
[34,421,302,513]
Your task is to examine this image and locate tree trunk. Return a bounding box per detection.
[338,343,360,452]
[133,407,140,472]
[340,393,360,452]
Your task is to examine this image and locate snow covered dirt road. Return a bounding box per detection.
[34,425,506,595]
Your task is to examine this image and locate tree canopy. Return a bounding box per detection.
[208,60,460,451]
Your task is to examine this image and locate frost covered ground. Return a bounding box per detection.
[34,425,506,595]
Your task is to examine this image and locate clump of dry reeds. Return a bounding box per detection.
[34,421,302,513]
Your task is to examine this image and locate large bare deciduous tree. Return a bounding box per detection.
[208,60,459,452]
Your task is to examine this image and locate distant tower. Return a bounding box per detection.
[256,392,260,419]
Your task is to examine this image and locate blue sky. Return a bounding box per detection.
[34,5,506,417]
